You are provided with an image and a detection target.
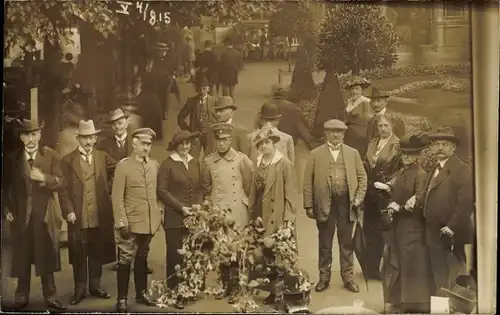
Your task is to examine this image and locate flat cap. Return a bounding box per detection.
[131,128,156,143]
[323,119,348,131]
[211,123,233,138]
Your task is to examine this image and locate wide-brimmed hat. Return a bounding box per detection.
[75,120,101,136]
[154,42,169,51]
[167,130,200,151]
[429,126,461,145]
[441,275,477,313]
[344,76,371,90]
[253,127,281,147]
[214,96,237,111]
[397,133,430,153]
[260,102,282,120]
[367,87,390,99]
[323,119,347,131]
[108,108,129,123]
[17,118,45,132]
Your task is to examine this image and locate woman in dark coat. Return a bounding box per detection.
[363,113,403,280]
[379,133,433,313]
[157,130,203,309]
[248,127,298,305]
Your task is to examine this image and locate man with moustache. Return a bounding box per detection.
[366,87,405,141]
[201,123,253,303]
[423,127,474,295]
[177,76,217,159]
[112,128,162,312]
[303,119,367,294]
[58,120,116,305]
[2,119,67,311]
[203,96,250,156]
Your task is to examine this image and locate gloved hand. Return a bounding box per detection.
[119,226,131,240]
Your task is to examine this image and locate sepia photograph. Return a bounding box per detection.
[1,0,497,314]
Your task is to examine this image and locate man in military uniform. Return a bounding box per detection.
[97,108,154,274]
[201,123,253,303]
[177,76,217,159]
[112,128,163,312]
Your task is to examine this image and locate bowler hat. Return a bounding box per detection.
[429,126,461,145]
[397,133,430,152]
[253,127,281,147]
[131,128,156,143]
[75,120,101,136]
[118,92,138,106]
[167,130,200,151]
[196,75,210,88]
[441,275,477,314]
[344,76,371,90]
[17,118,45,132]
[260,102,282,120]
[108,108,129,123]
[211,123,233,138]
[214,96,237,111]
[367,87,390,99]
[323,119,348,131]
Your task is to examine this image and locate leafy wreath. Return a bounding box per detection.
[147,201,313,312]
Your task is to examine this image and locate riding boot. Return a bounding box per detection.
[134,257,156,306]
[116,264,130,313]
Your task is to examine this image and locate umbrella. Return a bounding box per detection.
[351,217,369,291]
[380,244,399,312]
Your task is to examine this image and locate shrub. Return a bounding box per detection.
[317,4,399,75]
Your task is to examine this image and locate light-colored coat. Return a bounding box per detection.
[112,155,162,234]
[248,128,295,165]
[303,143,367,223]
[248,151,298,236]
[202,148,253,229]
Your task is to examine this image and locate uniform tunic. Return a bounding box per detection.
[202,148,253,229]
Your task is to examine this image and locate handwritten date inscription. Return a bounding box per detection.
[116,1,172,25]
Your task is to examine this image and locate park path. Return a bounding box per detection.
[4,49,468,312]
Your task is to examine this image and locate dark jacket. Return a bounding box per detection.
[195,49,219,85]
[275,98,319,150]
[157,155,203,229]
[96,134,133,163]
[219,47,243,86]
[177,94,217,134]
[3,146,65,277]
[59,148,117,265]
[423,155,474,245]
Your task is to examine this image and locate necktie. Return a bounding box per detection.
[434,163,443,177]
[81,153,91,166]
[117,139,125,148]
[28,154,34,168]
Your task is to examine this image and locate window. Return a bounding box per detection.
[443,3,468,19]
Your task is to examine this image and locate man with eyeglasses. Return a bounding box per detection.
[112,128,163,312]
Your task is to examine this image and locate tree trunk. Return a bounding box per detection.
[288,37,292,72]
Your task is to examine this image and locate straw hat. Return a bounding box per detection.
[344,76,371,90]
[253,127,281,147]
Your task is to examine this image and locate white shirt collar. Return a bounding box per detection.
[115,132,127,142]
[78,146,93,163]
[438,157,450,168]
[327,141,342,150]
[376,107,388,115]
[225,118,233,124]
[25,146,38,160]
[257,150,283,167]
[170,152,193,164]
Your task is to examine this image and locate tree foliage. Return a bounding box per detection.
[317,3,399,74]
[268,1,315,42]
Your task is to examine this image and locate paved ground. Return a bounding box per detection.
[1,51,466,313]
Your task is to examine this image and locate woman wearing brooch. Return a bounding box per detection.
[248,127,299,305]
[157,130,203,309]
[378,133,433,314]
[344,76,374,156]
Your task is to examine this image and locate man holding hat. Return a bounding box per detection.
[177,75,217,159]
[248,102,295,164]
[422,126,474,296]
[112,128,162,312]
[2,119,67,311]
[303,119,367,294]
[58,120,117,305]
[201,123,253,302]
[204,96,250,156]
[366,87,405,141]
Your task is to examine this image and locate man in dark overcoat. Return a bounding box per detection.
[423,126,474,295]
[219,37,244,99]
[303,119,367,294]
[204,96,250,156]
[2,119,67,311]
[195,40,219,96]
[177,76,217,159]
[58,120,117,305]
[366,87,405,141]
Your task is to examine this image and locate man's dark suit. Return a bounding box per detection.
[423,155,474,294]
[195,49,219,92]
[177,94,217,159]
[366,110,406,140]
[219,47,243,98]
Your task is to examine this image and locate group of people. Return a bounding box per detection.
[2,69,474,314]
